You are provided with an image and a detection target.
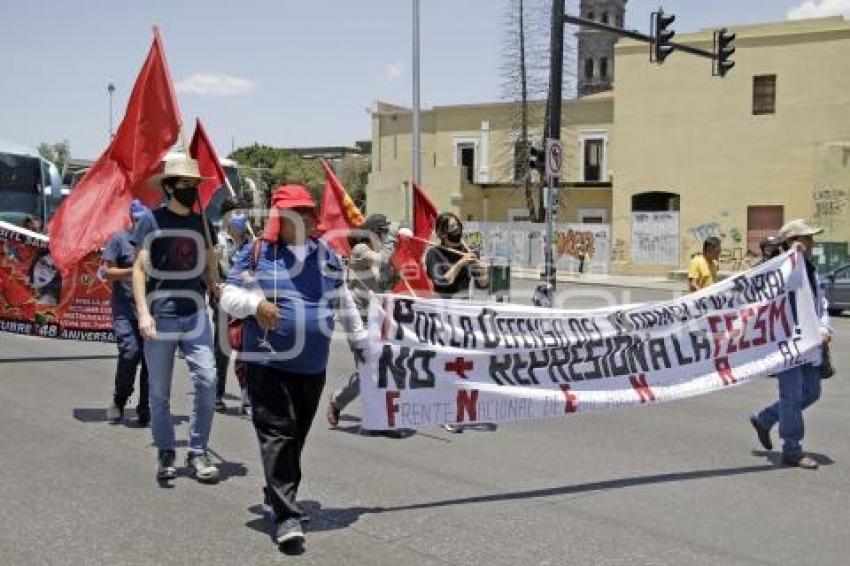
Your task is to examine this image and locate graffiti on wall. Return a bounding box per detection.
[611,238,626,262]
[555,229,596,259]
[632,212,679,264]
[814,188,848,225]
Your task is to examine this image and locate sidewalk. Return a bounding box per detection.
[510,266,686,292]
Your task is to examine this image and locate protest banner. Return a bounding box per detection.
[0,221,113,341]
[361,250,821,430]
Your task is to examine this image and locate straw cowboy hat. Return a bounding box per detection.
[147,156,205,187]
[779,219,824,239]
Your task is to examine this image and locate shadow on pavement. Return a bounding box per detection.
[245,500,377,537]
[72,408,188,425]
[373,464,778,514]
[0,354,116,364]
[751,450,835,467]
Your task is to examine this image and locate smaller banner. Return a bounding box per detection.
[361,251,821,430]
[0,221,114,341]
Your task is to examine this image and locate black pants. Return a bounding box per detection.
[213,302,229,399]
[246,363,326,522]
[113,315,149,414]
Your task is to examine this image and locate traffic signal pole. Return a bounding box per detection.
[535,5,733,302]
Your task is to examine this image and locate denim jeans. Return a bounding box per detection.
[144,311,217,454]
[112,315,149,414]
[756,362,821,460]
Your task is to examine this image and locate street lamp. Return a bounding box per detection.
[107,82,116,140]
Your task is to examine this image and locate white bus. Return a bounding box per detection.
[0,141,63,227]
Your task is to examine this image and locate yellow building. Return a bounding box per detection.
[366,16,850,274]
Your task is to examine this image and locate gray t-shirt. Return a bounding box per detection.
[102,230,136,318]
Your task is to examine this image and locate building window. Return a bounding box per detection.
[584,58,594,79]
[587,11,595,20]
[583,138,605,182]
[513,140,529,181]
[457,143,475,183]
[601,12,609,24]
[616,15,623,27]
[753,75,777,115]
[600,57,608,79]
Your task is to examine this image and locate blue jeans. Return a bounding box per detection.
[144,312,217,454]
[756,362,821,460]
[112,315,148,413]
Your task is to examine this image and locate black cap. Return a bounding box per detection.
[760,235,783,248]
[363,213,391,232]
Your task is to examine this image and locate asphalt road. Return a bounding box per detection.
[1,284,848,565]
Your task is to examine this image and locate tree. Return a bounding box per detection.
[37,140,70,172]
[500,0,576,222]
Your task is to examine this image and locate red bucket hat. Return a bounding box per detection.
[263,184,317,242]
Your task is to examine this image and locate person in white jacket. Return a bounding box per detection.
[219,184,366,549]
[749,219,833,470]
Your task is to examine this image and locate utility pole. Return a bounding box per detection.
[411,0,421,227]
[542,0,564,293]
[107,82,116,140]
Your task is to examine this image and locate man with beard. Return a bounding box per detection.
[131,157,222,483]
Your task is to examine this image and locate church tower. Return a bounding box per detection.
[577,0,628,96]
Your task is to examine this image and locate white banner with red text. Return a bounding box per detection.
[361,251,821,430]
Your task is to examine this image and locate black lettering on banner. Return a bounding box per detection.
[489,355,513,385]
[548,347,570,383]
[393,299,415,341]
[552,319,569,347]
[407,350,436,388]
[609,335,633,377]
[583,340,605,381]
[511,353,532,385]
[778,341,794,368]
[478,308,500,348]
[378,345,408,389]
[627,336,650,374]
[648,338,672,371]
[527,349,547,384]
[426,312,445,346]
[448,315,462,348]
[568,343,585,381]
[670,334,693,365]
[414,311,430,344]
[689,330,711,362]
[459,316,476,349]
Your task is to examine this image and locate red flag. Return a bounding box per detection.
[317,159,364,255]
[189,118,228,211]
[391,234,434,295]
[48,28,181,272]
[391,183,438,295]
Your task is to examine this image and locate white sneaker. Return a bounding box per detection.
[186,452,220,483]
[442,423,464,433]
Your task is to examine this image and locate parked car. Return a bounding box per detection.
[824,263,850,316]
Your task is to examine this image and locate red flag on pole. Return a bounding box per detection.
[189,118,227,211]
[48,28,181,272]
[316,159,364,255]
[391,183,438,295]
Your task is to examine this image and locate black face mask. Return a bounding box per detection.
[169,186,198,208]
[446,227,463,245]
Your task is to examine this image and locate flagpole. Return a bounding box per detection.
[402,278,419,297]
[407,234,466,257]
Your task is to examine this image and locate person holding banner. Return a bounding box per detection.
[326,213,406,430]
[424,212,492,433]
[687,236,721,292]
[132,157,222,484]
[104,199,151,426]
[749,220,833,470]
[220,184,366,548]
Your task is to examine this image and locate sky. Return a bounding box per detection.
[2,0,848,160]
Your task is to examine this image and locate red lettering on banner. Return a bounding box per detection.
[456,389,479,423]
[768,296,791,341]
[445,357,473,379]
[738,307,753,351]
[714,356,737,386]
[708,315,725,358]
[386,391,400,427]
[559,384,578,413]
[629,373,656,403]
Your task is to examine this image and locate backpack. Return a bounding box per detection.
[227,239,264,350]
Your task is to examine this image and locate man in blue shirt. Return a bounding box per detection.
[104,199,151,426]
[132,157,222,484]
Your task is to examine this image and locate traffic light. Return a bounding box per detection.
[528,145,546,178]
[714,28,736,77]
[652,9,676,64]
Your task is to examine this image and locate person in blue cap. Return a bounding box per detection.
[104,199,151,426]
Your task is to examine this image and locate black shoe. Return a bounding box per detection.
[136,407,150,427]
[749,415,773,450]
[275,518,305,545]
[156,450,177,480]
[214,398,227,413]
